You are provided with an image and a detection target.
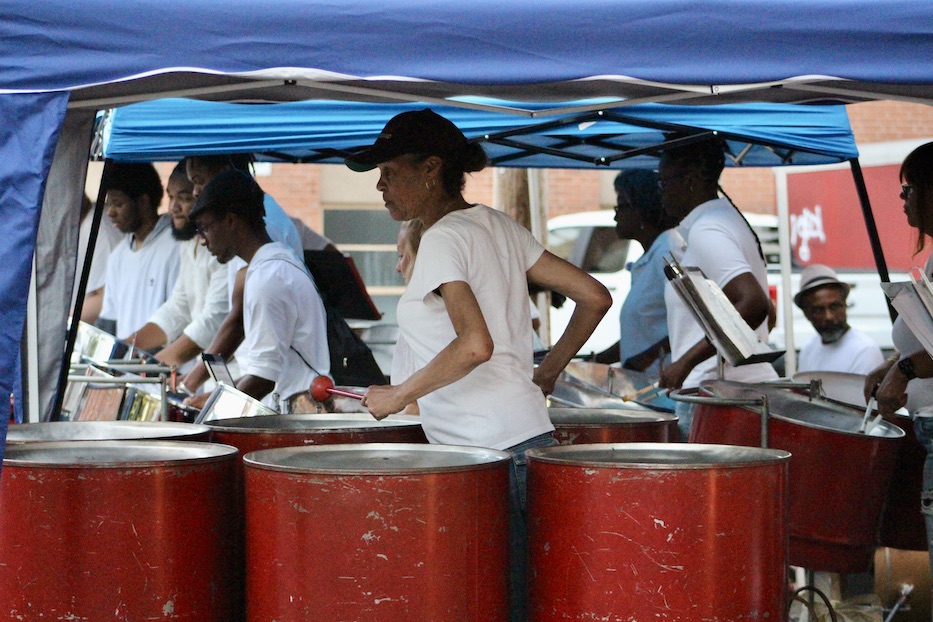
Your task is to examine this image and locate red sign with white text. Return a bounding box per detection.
[786,164,927,272]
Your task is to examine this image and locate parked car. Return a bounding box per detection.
[546,209,899,361]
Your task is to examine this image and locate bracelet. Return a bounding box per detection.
[897,357,918,381]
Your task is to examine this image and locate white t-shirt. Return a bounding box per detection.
[390,333,416,386]
[664,198,778,388]
[893,253,933,416]
[397,205,552,450]
[147,238,229,349]
[100,214,180,337]
[797,327,884,375]
[73,208,122,309]
[240,242,330,408]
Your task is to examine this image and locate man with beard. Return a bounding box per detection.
[128,160,229,368]
[99,162,180,338]
[795,264,884,374]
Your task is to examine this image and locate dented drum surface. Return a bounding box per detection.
[691,379,904,573]
[208,413,426,459]
[0,441,241,621]
[243,443,510,622]
[547,407,677,444]
[527,443,789,621]
[5,420,212,444]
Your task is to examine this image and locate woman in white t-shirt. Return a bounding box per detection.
[865,141,933,577]
[346,108,611,622]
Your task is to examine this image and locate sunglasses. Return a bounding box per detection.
[902,183,916,198]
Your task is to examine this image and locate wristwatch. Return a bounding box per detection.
[898,357,918,381]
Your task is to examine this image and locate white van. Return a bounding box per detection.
[546,209,898,360]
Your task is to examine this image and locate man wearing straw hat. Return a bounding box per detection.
[794,264,884,375]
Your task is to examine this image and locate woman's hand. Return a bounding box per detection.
[361,384,408,420]
[874,364,909,419]
[863,358,896,405]
[532,367,557,396]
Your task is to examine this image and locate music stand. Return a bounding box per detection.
[304,251,382,321]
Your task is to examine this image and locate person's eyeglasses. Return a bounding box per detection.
[902,183,916,198]
[195,218,220,237]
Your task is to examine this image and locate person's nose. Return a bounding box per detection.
[376,172,386,192]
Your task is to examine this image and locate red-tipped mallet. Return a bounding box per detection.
[310,375,364,402]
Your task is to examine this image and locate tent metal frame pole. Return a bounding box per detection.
[49,158,114,421]
[849,157,897,323]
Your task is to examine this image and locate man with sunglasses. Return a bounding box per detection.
[795,264,884,374]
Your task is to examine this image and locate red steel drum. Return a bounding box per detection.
[527,443,790,621]
[879,413,927,550]
[244,443,510,622]
[0,440,241,622]
[207,413,427,460]
[547,407,677,444]
[689,379,904,573]
[5,420,212,444]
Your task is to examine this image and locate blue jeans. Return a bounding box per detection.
[506,432,558,622]
[913,416,933,578]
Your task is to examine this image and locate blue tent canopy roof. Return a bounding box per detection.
[3,0,933,108]
[103,99,859,169]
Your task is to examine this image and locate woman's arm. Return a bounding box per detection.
[874,350,933,418]
[363,280,494,418]
[526,251,612,395]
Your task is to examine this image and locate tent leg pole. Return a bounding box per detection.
[849,158,896,323]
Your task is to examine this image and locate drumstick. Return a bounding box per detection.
[310,375,364,401]
[327,387,364,400]
[858,397,875,433]
[623,382,659,402]
[864,414,884,435]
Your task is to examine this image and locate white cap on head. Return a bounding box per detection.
[794,264,851,308]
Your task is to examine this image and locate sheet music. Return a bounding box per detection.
[665,258,784,367]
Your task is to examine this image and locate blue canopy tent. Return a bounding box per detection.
[102,99,859,168]
[1,0,932,441]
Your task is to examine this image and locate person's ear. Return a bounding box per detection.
[422,155,443,181]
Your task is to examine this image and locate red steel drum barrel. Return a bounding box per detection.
[879,413,927,550]
[207,413,426,459]
[5,420,212,443]
[686,380,904,573]
[548,407,677,444]
[527,443,790,621]
[244,443,510,622]
[0,440,241,621]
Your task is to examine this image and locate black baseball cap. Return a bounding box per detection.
[345,109,468,172]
